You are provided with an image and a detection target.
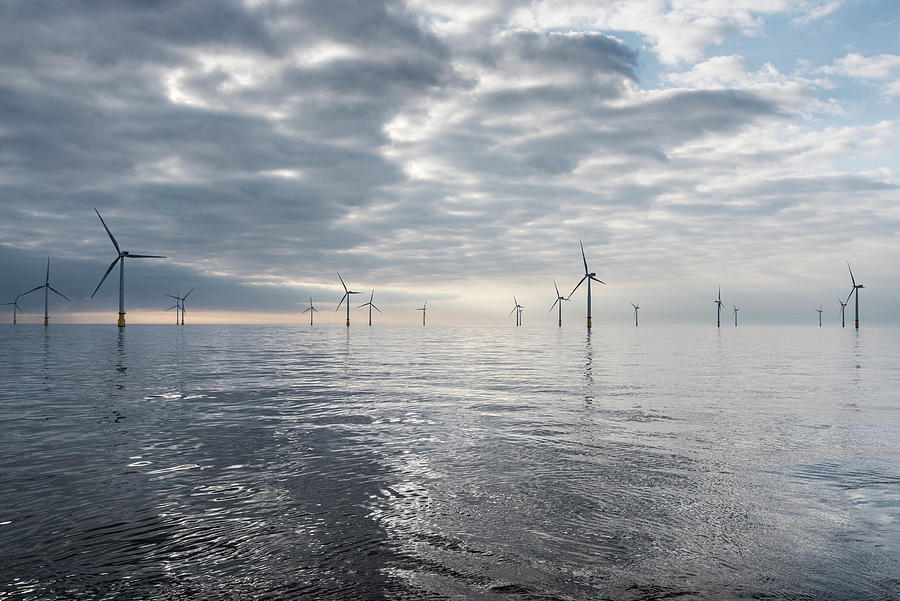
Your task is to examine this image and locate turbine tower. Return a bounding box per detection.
[336,273,362,327]
[21,258,71,325]
[714,287,725,328]
[847,262,864,329]
[357,290,382,326]
[733,304,739,327]
[509,296,524,326]
[2,293,25,325]
[816,306,823,327]
[91,209,166,327]
[549,281,568,327]
[416,300,427,326]
[631,302,640,327]
[837,297,847,328]
[303,296,319,325]
[568,240,605,329]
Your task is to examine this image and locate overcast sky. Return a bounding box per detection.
[1,0,898,325]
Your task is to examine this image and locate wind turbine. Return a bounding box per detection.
[165,300,181,324]
[416,300,427,326]
[714,287,726,327]
[357,290,382,326]
[336,273,362,326]
[733,303,740,326]
[549,281,568,327]
[303,296,319,325]
[631,302,640,327]
[2,293,25,325]
[509,296,524,326]
[91,209,166,327]
[847,262,864,329]
[816,305,823,327]
[21,257,71,325]
[837,297,847,328]
[165,288,193,325]
[568,240,605,329]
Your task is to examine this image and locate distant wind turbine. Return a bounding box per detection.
[846,262,864,329]
[568,240,605,329]
[714,287,725,328]
[509,295,524,326]
[357,290,382,326]
[165,300,181,324]
[837,296,847,328]
[549,281,568,327]
[335,272,362,326]
[2,293,25,325]
[733,303,739,327]
[303,296,319,325]
[166,289,193,325]
[416,300,427,326]
[91,209,166,327]
[21,257,71,326]
[631,302,640,327]
[816,305,823,327]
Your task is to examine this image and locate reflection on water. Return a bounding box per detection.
[0,324,898,600]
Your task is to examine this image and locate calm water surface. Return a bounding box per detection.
[1,324,898,599]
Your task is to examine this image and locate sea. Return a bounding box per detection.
[1,324,898,600]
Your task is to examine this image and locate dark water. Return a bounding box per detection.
[1,324,898,600]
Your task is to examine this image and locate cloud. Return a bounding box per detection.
[818,53,900,95]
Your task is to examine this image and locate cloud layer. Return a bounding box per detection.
[1,0,897,324]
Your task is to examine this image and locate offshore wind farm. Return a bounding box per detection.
[2,2,899,600]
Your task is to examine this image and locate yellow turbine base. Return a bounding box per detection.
[44,317,49,326]
[118,313,126,327]
[559,320,562,327]
[856,320,859,329]
[346,319,350,327]
[587,317,592,328]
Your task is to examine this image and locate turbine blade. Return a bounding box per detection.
[165,294,181,300]
[91,256,121,298]
[579,239,589,274]
[848,262,856,287]
[337,272,348,293]
[183,288,193,300]
[369,290,374,303]
[356,302,368,308]
[554,280,560,297]
[128,254,166,258]
[46,257,50,283]
[549,298,559,312]
[166,305,178,311]
[568,275,587,299]
[590,275,605,285]
[373,304,382,313]
[48,286,71,301]
[22,285,44,296]
[336,292,348,311]
[509,305,517,317]
[94,209,121,254]
[302,307,312,313]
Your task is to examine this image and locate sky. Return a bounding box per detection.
[1,0,898,326]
